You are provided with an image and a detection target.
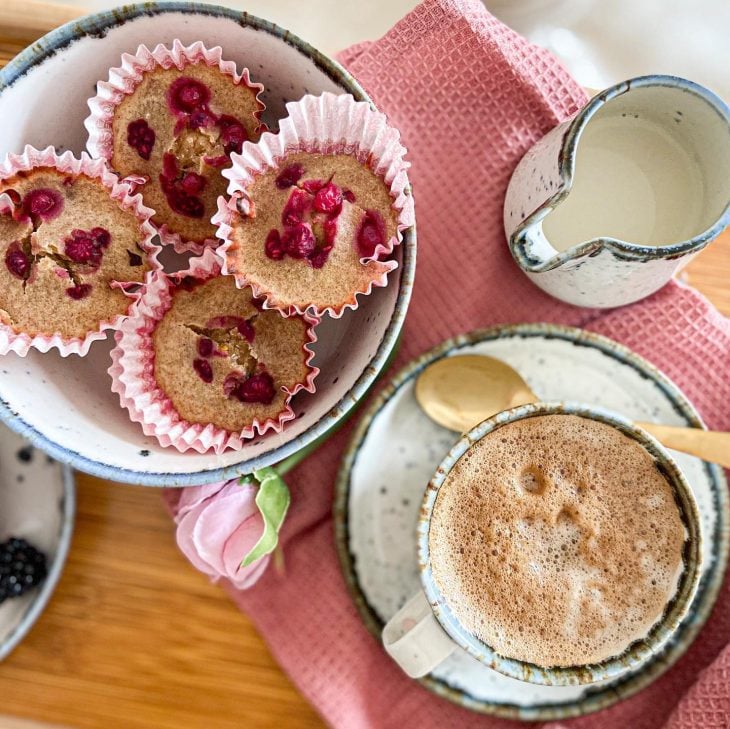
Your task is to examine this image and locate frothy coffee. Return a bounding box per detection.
[429,414,687,668]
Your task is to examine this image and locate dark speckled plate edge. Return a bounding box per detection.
[0,450,75,661]
[333,322,729,721]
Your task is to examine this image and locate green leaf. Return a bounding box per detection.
[241,467,291,567]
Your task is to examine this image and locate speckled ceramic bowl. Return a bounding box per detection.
[0,425,75,661]
[0,3,416,486]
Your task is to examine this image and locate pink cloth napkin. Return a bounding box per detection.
[168,1,730,726]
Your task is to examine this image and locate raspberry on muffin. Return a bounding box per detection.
[219,151,399,316]
[87,41,265,252]
[216,92,414,318]
[110,251,318,453]
[154,275,315,433]
[0,149,157,355]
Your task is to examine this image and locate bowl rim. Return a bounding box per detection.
[0,1,417,486]
[0,464,76,661]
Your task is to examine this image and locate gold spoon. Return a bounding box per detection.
[415,354,730,468]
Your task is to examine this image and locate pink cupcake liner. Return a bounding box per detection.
[213,91,414,318]
[108,248,320,454]
[0,145,161,357]
[84,39,266,254]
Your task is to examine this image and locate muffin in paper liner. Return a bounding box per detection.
[108,248,320,454]
[213,92,414,318]
[0,145,161,357]
[85,39,266,254]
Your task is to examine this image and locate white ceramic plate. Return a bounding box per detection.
[335,323,728,721]
[0,4,416,486]
[0,424,75,661]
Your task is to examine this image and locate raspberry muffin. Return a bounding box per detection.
[110,251,318,453]
[87,41,265,251]
[0,153,157,355]
[220,151,399,316]
[216,92,414,317]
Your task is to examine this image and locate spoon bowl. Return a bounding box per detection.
[415,353,730,468]
[414,355,535,433]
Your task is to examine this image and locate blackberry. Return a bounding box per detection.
[0,537,48,604]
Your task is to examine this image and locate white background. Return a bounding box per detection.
[51,0,730,101]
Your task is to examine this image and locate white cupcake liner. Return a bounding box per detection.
[213,92,414,318]
[0,145,161,357]
[84,39,266,254]
[108,248,320,454]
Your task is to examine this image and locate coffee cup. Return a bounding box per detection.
[382,402,702,685]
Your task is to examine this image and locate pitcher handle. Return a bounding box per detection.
[382,592,456,677]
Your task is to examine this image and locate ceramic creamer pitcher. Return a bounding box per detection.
[504,75,730,308]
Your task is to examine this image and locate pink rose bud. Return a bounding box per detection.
[174,480,270,589]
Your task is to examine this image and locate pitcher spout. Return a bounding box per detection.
[508,214,588,274]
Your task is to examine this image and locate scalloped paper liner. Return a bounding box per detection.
[108,248,320,454]
[84,39,266,254]
[0,145,161,357]
[213,92,414,318]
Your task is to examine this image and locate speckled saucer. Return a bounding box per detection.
[334,323,729,721]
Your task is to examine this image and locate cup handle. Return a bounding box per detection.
[382,591,456,677]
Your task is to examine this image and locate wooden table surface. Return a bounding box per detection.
[0,9,729,729]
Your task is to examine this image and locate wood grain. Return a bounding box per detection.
[681,228,730,316]
[0,17,728,729]
[1,477,324,729]
[0,1,80,41]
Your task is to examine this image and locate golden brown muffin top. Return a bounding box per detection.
[0,167,152,339]
[111,63,263,246]
[153,275,313,433]
[225,152,398,314]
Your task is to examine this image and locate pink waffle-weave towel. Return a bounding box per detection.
[168,0,730,726]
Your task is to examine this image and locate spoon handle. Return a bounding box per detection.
[636,422,730,469]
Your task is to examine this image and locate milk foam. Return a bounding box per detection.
[429,414,687,668]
